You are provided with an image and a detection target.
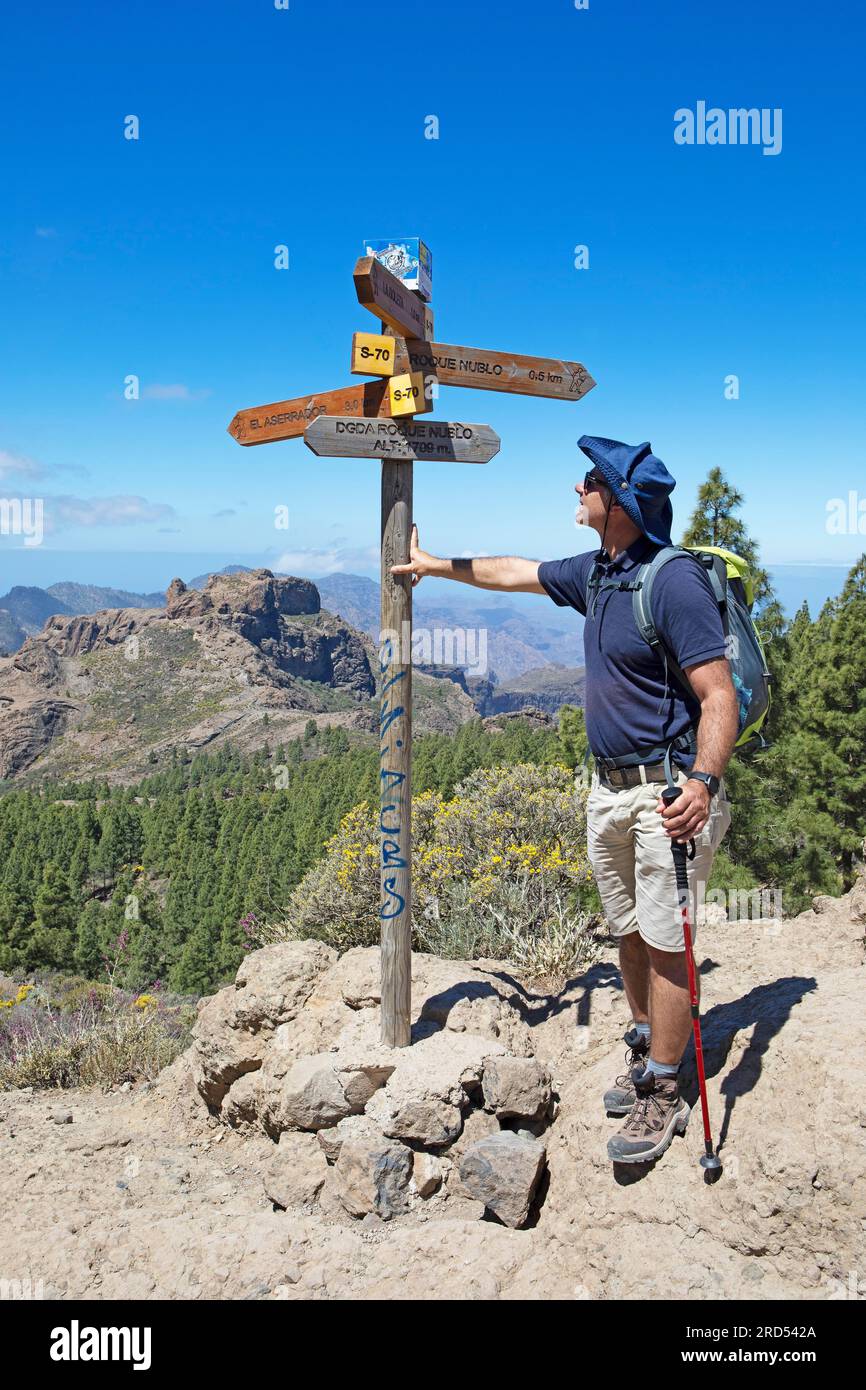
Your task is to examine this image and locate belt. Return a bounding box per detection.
[595,759,672,791]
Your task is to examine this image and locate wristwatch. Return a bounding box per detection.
[688,770,720,797]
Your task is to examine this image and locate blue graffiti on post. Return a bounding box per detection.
[378,633,409,921]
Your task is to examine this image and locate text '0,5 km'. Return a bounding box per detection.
[405,341,596,401]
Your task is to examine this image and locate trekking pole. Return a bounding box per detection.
[661,785,723,1181]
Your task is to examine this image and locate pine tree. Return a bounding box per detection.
[681,466,776,609]
[74,900,107,979]
[554,704,589,769]
[170,916,220,994]
[29,862,77,970]
[123,878,166,990]
[780,557,866,883]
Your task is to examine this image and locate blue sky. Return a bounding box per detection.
[1,0,864,606]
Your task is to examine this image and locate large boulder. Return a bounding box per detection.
[189,987,264,1109]
[481,1056,552,1122]
[458,1131,547,1229]
[190,940,337,1109]
[266,1051,395,1134]
[331,1135,414,1220]
[355,1013,508,1146]
[232,941,337,1033]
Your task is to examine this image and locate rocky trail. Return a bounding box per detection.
[2,881,864,1302]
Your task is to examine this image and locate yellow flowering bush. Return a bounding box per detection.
[257,763,599,983]
[133,993,159,1011]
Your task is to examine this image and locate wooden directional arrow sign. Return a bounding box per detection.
[354,255,429,340]
[405,340,596,401]
[304,416,500,464]
[227,378,432,446]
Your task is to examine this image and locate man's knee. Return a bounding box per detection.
[619,930,648,961]
[646,942,688,982]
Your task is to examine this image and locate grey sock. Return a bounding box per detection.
[634,1022,651,1041]
[646,1056,679,1079]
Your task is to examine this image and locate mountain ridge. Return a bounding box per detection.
[0,569,476,785]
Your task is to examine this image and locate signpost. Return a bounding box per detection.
[305,416,501,464]
[405,341,596,401]
[354,255,429,339]
[351,332,398,377]
[227,239,595,1048]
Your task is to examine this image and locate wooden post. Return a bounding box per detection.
[379,452,413,1047]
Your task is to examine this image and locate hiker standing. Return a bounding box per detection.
[390,434,739,1167]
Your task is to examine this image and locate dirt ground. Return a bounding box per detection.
[2,886,864,1301]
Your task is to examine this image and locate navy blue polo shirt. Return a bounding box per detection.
[538,536,727,766]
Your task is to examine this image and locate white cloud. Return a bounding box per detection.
[47,495,177,529]
[274,544,379,576]
[0,449,45,481]
[35,226,58,238]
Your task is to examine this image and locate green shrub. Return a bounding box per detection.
[256,762,600,986]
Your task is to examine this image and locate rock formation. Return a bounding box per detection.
[0,569,474,782]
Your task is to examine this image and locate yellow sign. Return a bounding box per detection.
[388,372,426,416]
[351,332,397,378]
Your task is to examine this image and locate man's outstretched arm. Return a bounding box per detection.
[390,523,546,593]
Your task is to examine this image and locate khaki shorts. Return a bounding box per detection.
[586,767,732,952]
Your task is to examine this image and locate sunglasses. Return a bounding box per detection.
[583,471,609,494]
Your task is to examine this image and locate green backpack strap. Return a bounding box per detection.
[632,546,726,697]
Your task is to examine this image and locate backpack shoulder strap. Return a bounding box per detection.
[632,546,721,699]
[632,546,690,649]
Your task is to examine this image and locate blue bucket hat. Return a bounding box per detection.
[578,435,676,547]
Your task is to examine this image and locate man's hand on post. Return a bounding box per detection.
[390,523,433,587]
[656,780,711,840]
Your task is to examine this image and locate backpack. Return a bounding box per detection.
[588,544,772,751]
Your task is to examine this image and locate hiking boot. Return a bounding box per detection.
[602,1026,650,1115]
[606,1069,690,1164]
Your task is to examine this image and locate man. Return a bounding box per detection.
[390,435,738,1166]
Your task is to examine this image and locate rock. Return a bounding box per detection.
[316,1113,382,1163]
[448,1106,500,1160]
[419,980,534,1056]
[481,1056,552,1122]
[189,987,264,1109]
[51,1112,73,1125]
[458,1131,547,1229]
[269,1051,392,1133]
[357,1013,508,1147]
[263,1132,330,1209]
[190,942,337,1114]
[411,1152,444,1198]
[333,1136,413,1220]
[221,1070,261,1129]
[232,941,337,1033]
[304,946,382,1012]
[848,875,866,924]
[812,895,837,915]
[442,1196,486,1221]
